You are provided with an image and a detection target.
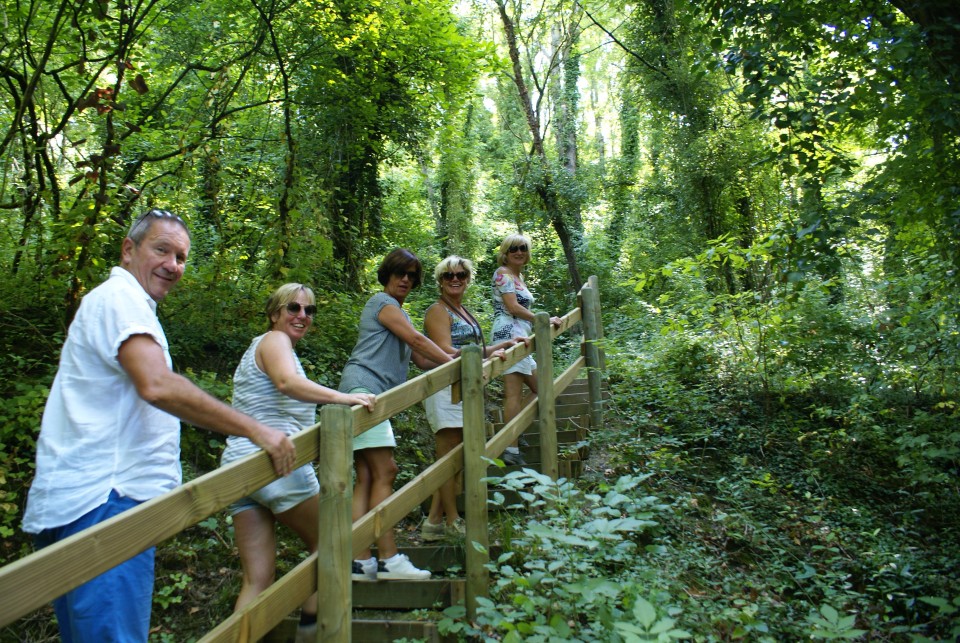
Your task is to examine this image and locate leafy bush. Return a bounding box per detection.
[440,470,677,641]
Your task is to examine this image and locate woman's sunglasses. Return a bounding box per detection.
[393,270,419,281]
[285,302,317,317]
[441,271,469,281]
[508,244,528,253]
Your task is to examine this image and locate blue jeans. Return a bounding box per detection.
[33,490,155,643]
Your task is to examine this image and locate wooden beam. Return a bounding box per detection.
[317,404,354,642]
[535,312,558,481]
[461,345,490,618]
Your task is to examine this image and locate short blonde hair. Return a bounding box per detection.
[497,233,532,267]
[265,283,316,330]
[433,255,474,287]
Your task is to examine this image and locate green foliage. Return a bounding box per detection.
[614,597,692,642]
[806,604,867,640]
[154,572,192,610]
[599,220,960,640]
[2,0,960,638]
[440,471,675,641]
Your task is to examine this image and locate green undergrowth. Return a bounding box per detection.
[437,409,959,641]
[432,282,960,642]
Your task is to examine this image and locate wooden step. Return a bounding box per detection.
[490,427,584,445]
[264,616,450,643]
[353,618,448,642]
[352,578,464,609]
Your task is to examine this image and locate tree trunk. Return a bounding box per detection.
[495,0,584,292]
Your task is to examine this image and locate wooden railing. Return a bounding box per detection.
[0,276,605,641]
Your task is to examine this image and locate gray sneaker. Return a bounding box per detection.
[501,450,527,466]
[295,623,316,643]
[445,517,466,538]
[421,519,445,542]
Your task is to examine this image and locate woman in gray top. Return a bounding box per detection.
[339,248,454,581]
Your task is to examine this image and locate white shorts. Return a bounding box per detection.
[349,387,397,450]
[227,463,320,516]
[424,386,463,433]
[505,354,536,376]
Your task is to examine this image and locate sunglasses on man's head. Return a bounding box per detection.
[140,209,184,223]
[441,271,469,281]
[394,270,419,281]
[508,244,528,253]
[285,302,317,317]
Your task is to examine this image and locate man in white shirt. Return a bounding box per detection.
[22,209,297,643]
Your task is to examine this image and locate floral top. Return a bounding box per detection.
[491,268,534,343]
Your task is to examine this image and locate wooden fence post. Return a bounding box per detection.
[317,404,353,642]
[535,312,558,481]
[461,345,489,618]
[587,275,606,371]
[582,282,604,432]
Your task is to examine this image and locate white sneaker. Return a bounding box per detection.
[352,558,377,581]
[377,553,431,580]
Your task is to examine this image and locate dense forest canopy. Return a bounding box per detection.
[2,0,959,639]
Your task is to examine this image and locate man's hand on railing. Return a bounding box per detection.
[254,425,297,476]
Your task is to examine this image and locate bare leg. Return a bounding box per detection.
[504,371,538,449]
[275,495,319,617]
[503,372,524,447]
[355,447,400,558]
[232,507,277,611]
[427,427,463,525]
[352,453,374,560]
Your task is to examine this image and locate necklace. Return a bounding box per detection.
[440,295,486,355]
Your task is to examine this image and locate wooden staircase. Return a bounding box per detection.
[264,378,605,642]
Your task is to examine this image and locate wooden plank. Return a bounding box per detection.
[513,429,581,446]
[0,420,325,627]
[581,282,605,431]
[352,619,442,643]
[534,313,558,481]
[558,377,608,393]
[492,419,586,438]
[263,617,446,643]
[555,401,592,417]
[587,275,607,371]
[317,405,354,642]
[351,579,464,609]
[556,389,609,404]
[461,345,490,618]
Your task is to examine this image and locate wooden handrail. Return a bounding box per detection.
[1,278,604,643]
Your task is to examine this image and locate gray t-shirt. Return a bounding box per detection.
[339,292,412,395]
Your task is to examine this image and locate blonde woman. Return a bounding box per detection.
[221,283,375,642]
[420,256,520,541]
[491,234,561,465]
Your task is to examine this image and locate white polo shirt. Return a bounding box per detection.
[22,267,182,533]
